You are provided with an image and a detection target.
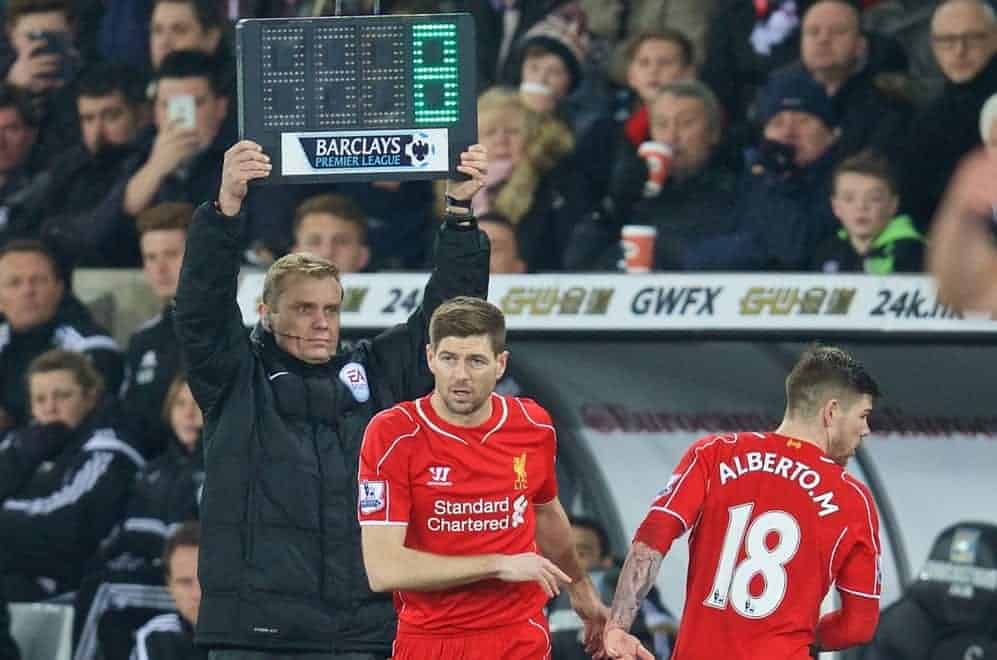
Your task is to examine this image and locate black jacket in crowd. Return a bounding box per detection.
[121,305,184,457]
[0,295,124,429]
[773,62,912,162]
[0,405,144,597]
[564,146,740,272]
[130,613,208,660]
[0,142,143,269]
[900,55,997,230]
[100,436,203,571]
[174,202,490,654]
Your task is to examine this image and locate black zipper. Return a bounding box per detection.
[306,388,327,599]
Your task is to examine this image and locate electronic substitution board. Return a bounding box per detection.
[236,13,476,185]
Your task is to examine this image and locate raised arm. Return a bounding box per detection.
[173,141,272,415]
[360,524,570,595]
[370,145,491,403]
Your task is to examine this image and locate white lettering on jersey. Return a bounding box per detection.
[718,452,838,515]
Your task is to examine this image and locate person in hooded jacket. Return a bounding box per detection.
[73,374,205,660]
[0,349,143,602]
[0,239,123,433]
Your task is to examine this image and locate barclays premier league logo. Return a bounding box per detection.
[298,132,436,171]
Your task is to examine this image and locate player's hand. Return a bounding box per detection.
[444,143,487,202]
[495,552,571,597]
[148,121,202,174]
[217,140,272,217]
[604,625,654,660]
[577,600,611,658]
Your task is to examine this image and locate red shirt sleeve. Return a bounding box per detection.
[633,435,715,553]
[357,407,416,526]
[836,478,882,599]
[816,591,880,650]
[521,399,558,505]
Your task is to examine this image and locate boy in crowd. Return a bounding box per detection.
[812,150,925,274]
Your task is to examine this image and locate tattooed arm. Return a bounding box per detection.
[604,541,661,660]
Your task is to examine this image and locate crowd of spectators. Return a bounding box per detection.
[1,0,995,658]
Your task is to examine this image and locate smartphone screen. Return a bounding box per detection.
[167,95,197,130]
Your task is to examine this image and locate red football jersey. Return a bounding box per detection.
[358,393,558,635]
[634,432,881,660]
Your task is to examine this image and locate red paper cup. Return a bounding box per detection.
[621,225,657,273]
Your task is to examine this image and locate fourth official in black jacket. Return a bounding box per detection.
[174,141,490,658]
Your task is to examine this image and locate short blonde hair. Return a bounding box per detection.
[261,253,340,309]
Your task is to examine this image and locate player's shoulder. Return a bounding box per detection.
[838,471,878,511]
[366,401,420,438]
[687,431,742,453]
[505,395,554,429]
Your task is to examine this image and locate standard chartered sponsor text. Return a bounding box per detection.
[428,495,528,532]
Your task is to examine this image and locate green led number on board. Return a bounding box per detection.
[412,22,459,124]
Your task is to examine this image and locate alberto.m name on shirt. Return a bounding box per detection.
[428,495,528,533]
[718,452,840,517]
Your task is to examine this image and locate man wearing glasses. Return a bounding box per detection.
[900,0,997,229]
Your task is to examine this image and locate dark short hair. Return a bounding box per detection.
[0,239,61,281]
[832,150,898,196]
[163,521,200,578]
[154,50,226,96]
[785,345,880,418]
[293,193,368,243]
[27,348,104,397]
[429,296,506,355]
[0,83,39,127]
[803,0,863,23]
[619,28,695,73]
[77,62,148,106]
[136,202,194,237]
[4,0,72,28]
[570,515,612,560]
[153,0,224,31]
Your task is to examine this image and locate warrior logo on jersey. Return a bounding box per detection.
[513,453,528,490]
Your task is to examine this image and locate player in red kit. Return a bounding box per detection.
[604,345,883,660]
[358,296,608,660]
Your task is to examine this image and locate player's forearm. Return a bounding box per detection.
[607,541,663,633]
[534,500,586,583]
[365,545,501,593]
[815,592,879,650]
[123,163,166,216]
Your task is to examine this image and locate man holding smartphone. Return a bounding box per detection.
[3,0,83,170]
[122,50,231,218]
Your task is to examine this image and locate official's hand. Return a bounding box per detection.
[217,140,272,217]
[147,121,201,175]
[444,143,487,202]
[495,552,571,598]
[604,625,655,660]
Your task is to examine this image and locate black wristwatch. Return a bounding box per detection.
[445,193,472,212]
